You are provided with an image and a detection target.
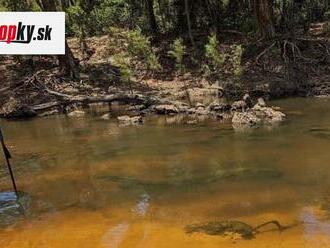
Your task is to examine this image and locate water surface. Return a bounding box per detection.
[0,98,330,247]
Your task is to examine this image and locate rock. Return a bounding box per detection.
[231,100,247,111]
[243,94,253,108]
[154,104,179,115]
[209,102,231,112]
[196,108,210,115]
[187,108,196,114]
[232,104,285,127]
[130,116,143,124]
[101,113,112,120]
[1,98,36,119]
[177,105,189,113]
[127,105,146,111]
[67,110,86,117]
[196,102,205,108]
[232,112,261,126]
[256,97,266,107]
[252,104,285,123]
[117,115,143,126]
[172,101,189,113]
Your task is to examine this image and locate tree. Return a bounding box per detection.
[145,0,159,33]
[184,0,195,47]
[253,0,275,39]
[37,0,80,79]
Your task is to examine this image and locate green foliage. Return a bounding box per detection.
[126,29,161,71]
[108,28,161,82]
[66,5,88,36]
[203,33,244,79]
[0,0,30,11]
[203,33,226,77]
[112,53,132,82]
[205,34,226,70]
[229,45,243,77]
[93,0,131,32]
[168,38,186,73]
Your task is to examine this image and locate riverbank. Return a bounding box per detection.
[0,26,329,123]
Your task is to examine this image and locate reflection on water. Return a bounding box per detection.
[0,98,330,247]
[301,207,330,239]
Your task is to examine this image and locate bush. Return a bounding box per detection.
[66,5,88,37]
[205,33,226,70]
[168,38,186,73]
[203,33,244,79]
[127,29,161,71]
[229,44,243,77]
[0,0,30,11]
[112,53,132,82]
[93,0,131,33]
[203,33,226,77]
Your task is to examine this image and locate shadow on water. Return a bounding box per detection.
[96,165,282,192]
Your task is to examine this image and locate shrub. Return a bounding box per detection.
[205,33,226,70]
[126,29,161,71]
[112,53,132,82]
[229,45,243,77]
[168,38,186,73]
[93,0,131,33]
[203,33,244,79]
[66,5,93,37]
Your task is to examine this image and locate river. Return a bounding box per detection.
[0,97,330,247]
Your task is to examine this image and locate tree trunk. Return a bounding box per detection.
[253,0,275,39]
[176,0,186,33]
[184,0,195,47]
[58,40,80,79]
[39,0,80,79]
[145,0,159,33]
[37,0,57,11]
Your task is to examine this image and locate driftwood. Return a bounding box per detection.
[32,91,159,112]
[4,71,162,114]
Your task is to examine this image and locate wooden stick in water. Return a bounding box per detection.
[0,127,18,197]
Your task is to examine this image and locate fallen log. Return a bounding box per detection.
[31,91,163,112]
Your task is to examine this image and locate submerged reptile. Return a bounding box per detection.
[185,220,289,239]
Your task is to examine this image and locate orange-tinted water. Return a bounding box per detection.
[1,98,330,247]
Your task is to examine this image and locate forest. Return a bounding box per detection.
[0,0,329,119]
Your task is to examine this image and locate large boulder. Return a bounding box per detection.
[252,105,286,123]
[232,97,285,127]
[232,112,261,126]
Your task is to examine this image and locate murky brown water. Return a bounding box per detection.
[1,98,330,247]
